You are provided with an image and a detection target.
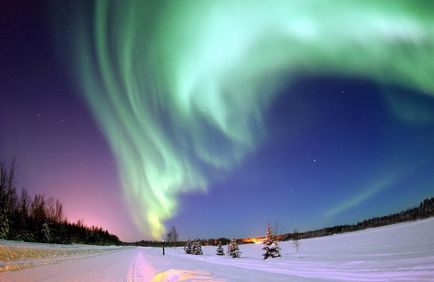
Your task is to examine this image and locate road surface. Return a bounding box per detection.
[0,246,293,281]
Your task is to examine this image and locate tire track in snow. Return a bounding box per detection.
[127,250,156,282]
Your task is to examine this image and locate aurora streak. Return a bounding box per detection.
[71,1,434,238]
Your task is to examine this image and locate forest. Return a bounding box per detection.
[0,160,120,245]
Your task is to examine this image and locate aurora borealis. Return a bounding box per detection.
[1,1,434,240]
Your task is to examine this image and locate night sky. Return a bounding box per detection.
[1,1,434,241]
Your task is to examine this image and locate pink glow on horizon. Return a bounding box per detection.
[12,149,141,241]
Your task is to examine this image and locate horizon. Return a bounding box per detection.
[1,1,434,242]
[2,172,430,243]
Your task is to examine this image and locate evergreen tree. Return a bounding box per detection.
[227,239,241,258]
[192,239,203,255]
[184,240,192,254]
[0,214,9,239]
[262,225,281,259]
[0,160,16,240]
[216,241,225,256]
[41,222,51,242]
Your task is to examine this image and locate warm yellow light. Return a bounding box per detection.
[239,237,263,244]
[151,269,224,282]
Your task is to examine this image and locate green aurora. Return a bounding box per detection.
[70,0,434,238]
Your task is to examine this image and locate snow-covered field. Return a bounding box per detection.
[1,218,434,281]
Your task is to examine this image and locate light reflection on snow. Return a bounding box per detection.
[151,269,225,282]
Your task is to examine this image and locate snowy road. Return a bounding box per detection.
[1,218,434,281]
[0,246,293,281]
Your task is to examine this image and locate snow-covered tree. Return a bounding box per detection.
[262,225,281,259]
[227,239,241,258]
[192,239,203,255]
[216,241,225,255]
[41,222,51,242]
[184,240,192,254]
[0,214,9,239]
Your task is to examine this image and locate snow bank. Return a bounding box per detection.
[161,218,434,281]
[0,240,124,272]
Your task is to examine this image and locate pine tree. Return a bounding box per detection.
[0,214,9,239]
[262,225,281,259]
[216,241,225,255]
[41,222,51,242]
[227,239,241,258]
[192,239,203,255]
[0,161,15,240]
[184,240,192,254]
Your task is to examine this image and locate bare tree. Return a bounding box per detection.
[166,226,178,247]
[46,197,56,222]
[273,222,281,237]
[54,199,64,223]
[293,229,301,252]
[46,197,64,223]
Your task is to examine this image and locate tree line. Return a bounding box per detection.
[277,196,434,242]
[128,196,434,248]
[0,160,120,245]
[127,237,232,247]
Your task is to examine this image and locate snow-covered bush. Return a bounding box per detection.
[41,222,51,242]
[227,239,241,258]
[216,241,225,255]
[184,240,192,254]
[192,239,203,255]
[262,225,281,259]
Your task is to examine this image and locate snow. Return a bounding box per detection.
[0,240,122,272]
[1,218,434,281]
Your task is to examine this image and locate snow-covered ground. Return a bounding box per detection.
[1,218,434,281]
